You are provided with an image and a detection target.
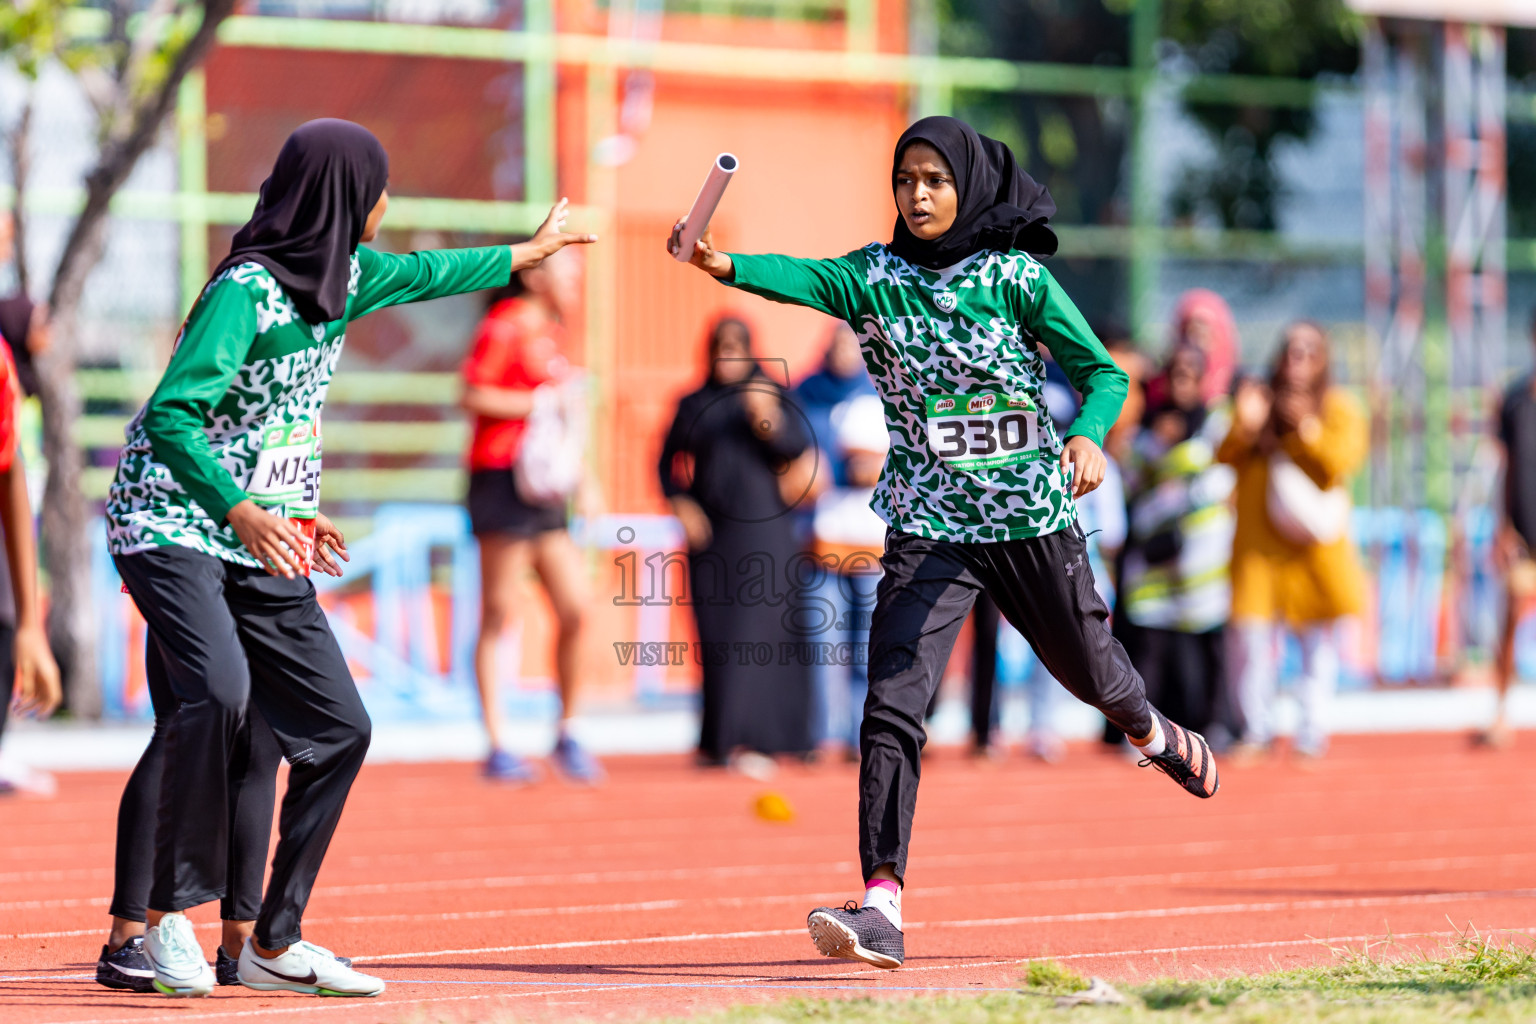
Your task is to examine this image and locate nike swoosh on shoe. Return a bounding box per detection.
[250,960,319,985]
[152,962,209,982]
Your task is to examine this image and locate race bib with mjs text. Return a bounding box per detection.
[249,418,321,519]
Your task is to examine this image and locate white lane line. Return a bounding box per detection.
[942,888,1536,930]
[0,862,852,911]
[0,897,107,912]
[0,955,1016,988]
[25,990,593,1024]
[344,887,1536,963]
[10,847,1531,919]
[354,927,804,961]
[10,853,1529,937]
[15,815,1535,909]
[0,867,109,884]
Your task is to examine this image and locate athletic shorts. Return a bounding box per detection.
[466,468,567,538]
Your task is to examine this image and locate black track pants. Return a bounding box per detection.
[969,593,1000,748]
[108,635,283,924]
[114,545,371,949]
[859,524,1154,881]
[0,621,16,744]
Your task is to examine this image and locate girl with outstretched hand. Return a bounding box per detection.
[105,119,594,998]
[670,116,1218,972]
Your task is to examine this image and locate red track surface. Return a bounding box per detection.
[3,732,1535,1023]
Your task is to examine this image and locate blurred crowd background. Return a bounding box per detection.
[1,0,1534,780]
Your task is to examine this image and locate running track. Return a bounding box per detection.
[3,732,1534,1022]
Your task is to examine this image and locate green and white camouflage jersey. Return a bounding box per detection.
[107,244,511,568]
[727,244,1127,544]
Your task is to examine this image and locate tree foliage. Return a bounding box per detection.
[0,0,236,715]
[1164,0,1361,230]
[940,0,1131,228]
[936,0,1361,233]
[0,0,107,79]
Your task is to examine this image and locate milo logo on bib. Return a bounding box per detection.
[925,391,1043,471]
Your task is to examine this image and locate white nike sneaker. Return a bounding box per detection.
[236,937,385,996]
[143,912,215,997]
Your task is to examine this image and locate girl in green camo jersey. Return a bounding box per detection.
[671,116,1219,971]
[106,119,595,998]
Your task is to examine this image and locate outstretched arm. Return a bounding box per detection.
[351,200,598,320]
[667,224,862,323]
[512,198,600,274]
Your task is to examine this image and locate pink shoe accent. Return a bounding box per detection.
[864,879,900,895]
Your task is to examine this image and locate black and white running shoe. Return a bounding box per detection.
[95,936,156,992]
[1140,709,1220,798]
[216,944,354,985]
[807,902,904,970]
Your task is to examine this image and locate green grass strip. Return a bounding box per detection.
[650,927,1536,1024]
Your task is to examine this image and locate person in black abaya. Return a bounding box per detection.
[660,315,814,765]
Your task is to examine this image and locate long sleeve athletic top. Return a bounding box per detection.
[725,243,1127,543]
[107,245,511,568]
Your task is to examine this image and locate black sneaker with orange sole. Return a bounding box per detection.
[1140,710,1220,798]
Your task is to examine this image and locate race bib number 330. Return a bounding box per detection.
[925,392,1043,471]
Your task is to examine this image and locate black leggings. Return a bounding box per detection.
[0,621,15,744]
[109,635,283,923]
[860,524,1155,882]
[969,593,1000,748]
[115,545,370,948]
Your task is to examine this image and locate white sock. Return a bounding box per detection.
[862,883,902,930]
[1132,715,1167,757]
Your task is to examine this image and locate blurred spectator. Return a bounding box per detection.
[1113,345,1238,749]
[0,219,57,797]
[1480,311,1536,748]
[659,316,814,766]
[794,323,877,754]
[793,322,875,485]
[1096,318,1149,468]
[461,253,603,785]
[807,393,887,759]
[1218,322,1367,758]
[1149,290,1237,409]
[0,294,47,398]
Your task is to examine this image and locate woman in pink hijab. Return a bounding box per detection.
[1169,289,1238,402]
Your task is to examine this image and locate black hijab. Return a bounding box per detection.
[0,295,39,396]
[704,315,765,389]
[889,116,1057,270]
[214,119,389,324]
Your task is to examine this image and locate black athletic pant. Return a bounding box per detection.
[109,635,282,924]
[114,546,370,949]
[969,593,1000,748]
[1114,624,1227,740]
[919,595,997,745]
[0,621,16,744]
[860,524,1154,881]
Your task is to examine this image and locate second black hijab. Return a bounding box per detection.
[889,116,1058,270]
[213,119,389,325]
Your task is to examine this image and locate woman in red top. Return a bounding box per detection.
[461,252,601,784]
